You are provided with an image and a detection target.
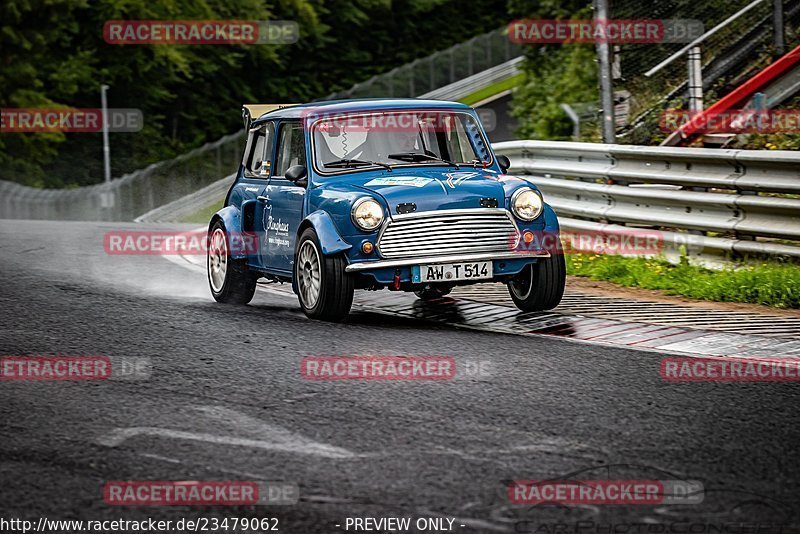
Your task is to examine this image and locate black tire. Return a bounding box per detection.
[414,286,452,300]
[207,220,257,304]
[507,248,566,312]
[294,228,354,321]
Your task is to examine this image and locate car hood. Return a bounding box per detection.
[341,167,531,215]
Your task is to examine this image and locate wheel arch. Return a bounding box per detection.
[293,211,351,296]
[297,210,352,256]
[209,206,246,260]
[542,204,560,233]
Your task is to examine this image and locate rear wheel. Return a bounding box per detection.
[507,251,566,312]
[414,286,452,300]
[208,221,257,304]
[295,228,354,321]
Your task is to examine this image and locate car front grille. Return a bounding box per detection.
[377,209,519,259]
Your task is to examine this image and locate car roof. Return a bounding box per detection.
[251,98,473,125]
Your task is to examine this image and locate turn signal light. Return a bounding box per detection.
[523,231,535,244]
[361,241,374,254]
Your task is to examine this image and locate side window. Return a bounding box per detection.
[448,115,476,162]
[274,122,306,177]
[245,122,275,177]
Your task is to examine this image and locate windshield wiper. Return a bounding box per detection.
[388,152,459,169]
[324,158,392,171]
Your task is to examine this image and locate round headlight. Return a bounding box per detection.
[351,197,384,231]
[511,188,544,221]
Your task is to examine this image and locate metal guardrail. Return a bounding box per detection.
[419,57,523,102]
[499,140,800,193]
[322,28,521,100]
[494,140,800,259]
[0,132,243,222]
[134,174,234,223]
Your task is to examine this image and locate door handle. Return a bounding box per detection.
[257,195,270,202]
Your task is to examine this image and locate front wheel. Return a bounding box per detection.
[208,221,257,304]
[507,253,566,312]
[295,228,354,321]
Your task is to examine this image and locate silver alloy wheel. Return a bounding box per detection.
[208,228,228,293]
[297,239,322,309]
[509,264,534,300]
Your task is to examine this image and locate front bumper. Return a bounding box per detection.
[344,249,550,273]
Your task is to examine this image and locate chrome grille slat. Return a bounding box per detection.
[390,218,505,226]
[377,209,519,259]
[385,225,513,237]
[380,236,513,248]
[380,232,515,245]
[381,244,511,254]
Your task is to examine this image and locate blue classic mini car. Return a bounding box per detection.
[207,99,565,321]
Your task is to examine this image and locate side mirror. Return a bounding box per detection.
[286,164,308,187]
[497,154,511,173]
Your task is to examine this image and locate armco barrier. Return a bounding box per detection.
[0,131,243,222]
[3,135,799,261]
[493,140,800,259]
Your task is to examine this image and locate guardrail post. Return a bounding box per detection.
[687,46,704,112]
[774,0,785,56]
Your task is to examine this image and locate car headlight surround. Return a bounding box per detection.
[351,197,385,231]
[511,187,544,221]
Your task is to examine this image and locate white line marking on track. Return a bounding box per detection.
[97,426,356,458]
[98,405,357,458]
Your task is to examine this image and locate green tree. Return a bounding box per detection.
[508,1,598,140]
[1,0,507,188]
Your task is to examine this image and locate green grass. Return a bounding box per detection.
[566,254,800,309]
[179,199,224,224]
[459,73,524,106]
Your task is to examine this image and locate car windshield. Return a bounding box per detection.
[311,110,489,173]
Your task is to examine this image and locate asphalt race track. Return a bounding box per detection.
[1,220,799,533]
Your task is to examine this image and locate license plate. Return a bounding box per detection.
[413,261,493,283]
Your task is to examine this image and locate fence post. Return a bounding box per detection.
[774,0,785,56]
[687,46,704,112]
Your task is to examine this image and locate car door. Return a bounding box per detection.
[262,120,307,274]
[237,122,275,268]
